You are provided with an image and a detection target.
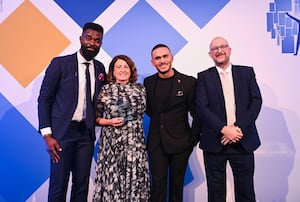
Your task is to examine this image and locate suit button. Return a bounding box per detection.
[161,125,164,128]
[161,113,164,117]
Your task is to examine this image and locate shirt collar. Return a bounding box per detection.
[77,51,93,64]
[216,64,232,74]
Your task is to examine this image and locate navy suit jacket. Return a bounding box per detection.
[38,53,107,141]
[195,65,262,153]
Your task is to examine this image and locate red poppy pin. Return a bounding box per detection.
[98,73,105,81]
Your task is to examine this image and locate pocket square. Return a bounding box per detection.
[98,73,105,81]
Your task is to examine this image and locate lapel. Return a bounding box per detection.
[69,53,79,102]
[92,60,107,102]
[92,60,98,102]
[211,67,225,105]
[231,65,240,106]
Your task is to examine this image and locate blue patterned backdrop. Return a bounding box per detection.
[1,0,300,201]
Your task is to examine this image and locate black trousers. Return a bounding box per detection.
[149,145,193,202]
[48,121,94,202]
[203,145,256,202]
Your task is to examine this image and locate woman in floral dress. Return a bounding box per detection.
[93,55,150,201]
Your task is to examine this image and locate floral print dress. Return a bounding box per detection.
[93,82,150,202]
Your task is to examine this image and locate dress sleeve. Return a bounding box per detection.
[96,86,107,118]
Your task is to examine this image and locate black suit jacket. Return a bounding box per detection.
[195,65,262,153]
[144,69,201,154]
[38,53,107,141]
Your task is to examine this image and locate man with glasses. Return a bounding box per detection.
[195,36,262,202]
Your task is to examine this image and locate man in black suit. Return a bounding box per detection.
[195,36,262,202]
[144,44,200,202]
[38,22,107,202]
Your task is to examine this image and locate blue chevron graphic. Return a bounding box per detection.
[172,0,230,28]
[102,1,187,77]
[54,0,115,27]
[0,94,49,202]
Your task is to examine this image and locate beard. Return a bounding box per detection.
[80,45,100,61]
[158,69,170,75]
[157,65,171,75]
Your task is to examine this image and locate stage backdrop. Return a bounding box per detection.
[1,0,300,201]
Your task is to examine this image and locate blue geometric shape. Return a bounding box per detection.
[279,25,285,36]
[271,28,276,38]
[275,0,292,11]
[172,0,230,28]
[270,2,275,12]
[54,0,115,27]
[0,94,49,202]
[184,164,193,185]
[282,35,295,53]
[267,12,274,31]
[278,12,286,25]
[274,12,279,24]
[286,28,293,37]
[266,0,297,54]
[93,140,99,162]
[143,113,150,142]
[292,21,299,35]
[286,17,293,28]
[102,1,187,76]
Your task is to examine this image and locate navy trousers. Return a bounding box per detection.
[48,121,94,202]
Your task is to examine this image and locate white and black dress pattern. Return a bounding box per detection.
[93,82,150,202]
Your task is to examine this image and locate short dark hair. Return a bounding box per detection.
[151,43,170,53]
[82,22,104,34]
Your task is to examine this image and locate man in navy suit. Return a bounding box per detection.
[195,37,262,202]
[38,22,107,202]
[144,44,201,202]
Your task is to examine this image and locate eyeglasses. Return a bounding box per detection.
[210,44,229,53]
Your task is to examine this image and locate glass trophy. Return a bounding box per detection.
[116,98,133,122]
